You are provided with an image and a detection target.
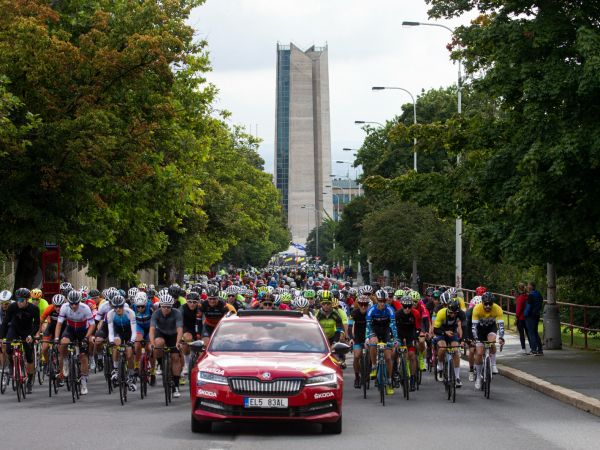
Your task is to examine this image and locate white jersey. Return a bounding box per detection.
[58,303,94,330]
[96,301,130,322]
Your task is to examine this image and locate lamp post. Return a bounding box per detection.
[354,120,384,127]
[336,160,354,202]
[372,86,417,171]
[402,20,463,289]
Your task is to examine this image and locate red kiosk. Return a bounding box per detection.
[41,243,61,298]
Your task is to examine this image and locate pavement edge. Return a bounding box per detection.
[498,364,600,418]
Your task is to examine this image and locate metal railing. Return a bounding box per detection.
[423,283,600,349]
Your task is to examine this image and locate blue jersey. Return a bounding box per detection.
[135,303,153,331]
[366,304,398,340]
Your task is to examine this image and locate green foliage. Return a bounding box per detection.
[306,219,337,263]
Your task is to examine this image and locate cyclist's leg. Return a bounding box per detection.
[182,331,193,374]
[449,338,461,382]
[435,336,447,373]
[487,332,498,372]
[352,345,362,385]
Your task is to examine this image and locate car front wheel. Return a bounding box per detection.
[321,416,342,434]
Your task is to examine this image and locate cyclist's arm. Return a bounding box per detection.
[433,309,445,336]
[107,312,115,344]
[495,305,505,339]
[85,308,95,338]
[388,307,399,341]
[127,309,137,343]
[0,305,12,338]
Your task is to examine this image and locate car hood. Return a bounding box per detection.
[199,352,336,378]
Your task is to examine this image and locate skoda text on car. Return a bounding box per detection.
[189,310,349,434]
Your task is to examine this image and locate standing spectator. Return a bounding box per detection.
[515,283,530,354]
[524,281,544,355]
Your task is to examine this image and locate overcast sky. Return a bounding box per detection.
[189,0,476,176]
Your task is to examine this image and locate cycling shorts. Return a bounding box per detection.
[476,324,498,342]
[61,327,89,354]
[432,334,460,346]
[154,330,179,354]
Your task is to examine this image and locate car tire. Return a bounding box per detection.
[321,416,342,434]
[191,415,212,433]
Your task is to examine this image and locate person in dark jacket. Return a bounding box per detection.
[524,281,543,355]
[515,283,530,354]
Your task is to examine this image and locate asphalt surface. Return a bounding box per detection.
[1,356,599,450]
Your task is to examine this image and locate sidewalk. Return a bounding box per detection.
[496,332,600,416]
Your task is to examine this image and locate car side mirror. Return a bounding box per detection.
[331,342,350,357]
[190,340,206,353]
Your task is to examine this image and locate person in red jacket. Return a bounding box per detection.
[515,282,530,354]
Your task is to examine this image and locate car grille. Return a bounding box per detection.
[229,377,304,396]
[196,399,338,418]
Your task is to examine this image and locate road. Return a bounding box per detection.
[0,358,598,450]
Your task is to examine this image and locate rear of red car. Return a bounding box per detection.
[189,311,347,434]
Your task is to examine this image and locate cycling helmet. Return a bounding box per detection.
[67,290,82,304]
[31,288,43,299]
[425,287,435,296]
[393,289,405,299]
[348,288,358,297]
[159,294,175,307]
[60,282,72,291]
[168,284,180,298]
[108,294,124,307]
[134,292,148,306]
[409,290,421,301]
[260,292,273,303]
[359,285,373,295]
[357,295,370,305]
[303,289,316,299]
[52,294,66,306]
[320,290,332,300]
[147,288,157,298]
[280,292,292,304]
[266,286,275,294]
[186,291,200,302]
[138,283,147,291]
[470,295,482,307]
[0,290,12,303]
[105,288,118,301]
[206,285,219,298]
[475,286,487,296]
[88,289,100,299]
[118,289,126,297]
[375,289,387,301]
[447,299,460,312]
[400,296,413,308]
[482,292,495,306]
[383,286,394,295]
[439,291,450,305]
[447,287,457,298]
[127,287,139,299]
[273,294,281,306]
[432,290,441,299]
[15,287,31,299]
[331,289,340,299]
[225,285,238,295]
[294,297,309,310]
[289,281,297,288]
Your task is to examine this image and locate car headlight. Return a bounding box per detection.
[198,371,228,385]
[305,373,337,386]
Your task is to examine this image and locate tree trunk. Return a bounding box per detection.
[97,267,108,290]
[543,262,562,350]
[14,246,40,290]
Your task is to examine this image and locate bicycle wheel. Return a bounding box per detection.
[416,356,422,389]
[117,356,125,406]
[448,358,456,403]
[484,356,492,399]
[15,355,24,402]
[0,356,8,394]
[69,355,77,403]
[400,355,409,400]
[377,361,386,406]
[47,349,55,397]
[140,354,147,400]
[163,354,171,406]
[443,357,450,399]
[361,351,369,399]
[35,344,45,385]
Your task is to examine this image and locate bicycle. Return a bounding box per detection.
[442,346,459,403]
[102,343,113,395]
[155,346,177,406]
[8,340,28,402]
[481,341,502,399]
[360,346,371,400]
[0,341,9,395]
[64,342,82,403]
[34,339,45,385]
[374,342,388,406]
[396,345,410,400]
[112,343,132,406]
[138,341,152,400]
[47,342,59,397]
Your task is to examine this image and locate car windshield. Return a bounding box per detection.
[209,320,328,353]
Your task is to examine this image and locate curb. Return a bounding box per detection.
[498,364,600,417]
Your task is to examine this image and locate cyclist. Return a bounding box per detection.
[106,294,137,390]
[0,288,40,393]
[350,295,370,388]
[54,290,95,394]
[133,291,156,384]
[410,290,430,371]
[29,288,48,319]
[315,295,345,345]
[149,294,184,398]
[395,296,421,391]
[181,291,202,377]
[432,298,463,387]
[259,293,277,310]
[198,285,236,346]
[366,289,399,395]
[465,295,482,382]
[472,292,505,390]
[38,294,65,367]
[330,295,349,337]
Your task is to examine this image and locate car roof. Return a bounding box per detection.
[223,310,317,323]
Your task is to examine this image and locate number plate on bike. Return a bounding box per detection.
[244,397,288,408]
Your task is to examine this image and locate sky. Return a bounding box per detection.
[188,0,476,176]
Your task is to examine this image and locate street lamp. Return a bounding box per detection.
[372,86,417,171]
[354,120,384,127]
[336,161,354,203]
[402,20,463,289]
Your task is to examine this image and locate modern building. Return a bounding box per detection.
[275,43,333,244]
[331,178,361,221]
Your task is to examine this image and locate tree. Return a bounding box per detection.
[305,219,337,263]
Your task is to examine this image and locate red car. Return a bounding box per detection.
[189,310,349,434]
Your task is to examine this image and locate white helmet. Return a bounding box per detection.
[0,290,12,303]
[128,287,139,299]
[159,294,175,307]
[134,292,148,307]
[294,297,309,310]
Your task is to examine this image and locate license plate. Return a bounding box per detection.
[244,397,288,408]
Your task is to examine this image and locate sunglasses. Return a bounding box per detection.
[262,302,273,307]
[16,298,27,303]
[187,300,198,304]
[402,305,412,309]
[160,305,172,309]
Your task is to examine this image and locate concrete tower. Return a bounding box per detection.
[275,43,333,244]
